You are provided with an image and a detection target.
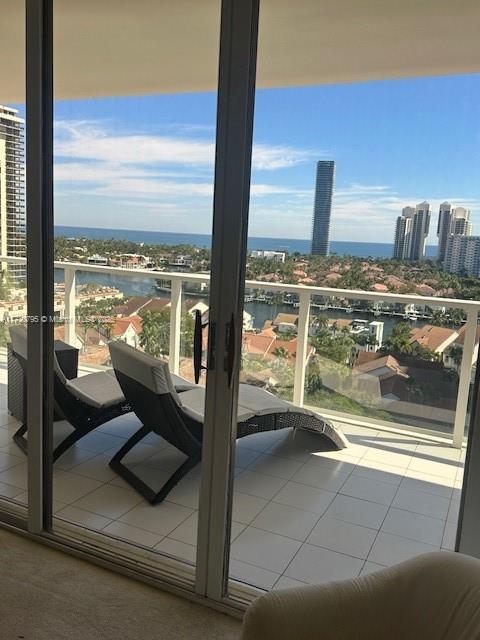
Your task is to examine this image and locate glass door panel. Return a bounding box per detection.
[227,2,480,596]
[0,0,28,519]
[51,0,220,583]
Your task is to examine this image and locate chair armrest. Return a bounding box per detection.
[240,552,480,640]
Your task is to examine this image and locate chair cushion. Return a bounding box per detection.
[66,370,125,409]
[170,373,197,393]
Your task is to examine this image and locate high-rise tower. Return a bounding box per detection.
[393,206,414,260]
[409,201,430,261]
[311,160,335,256]
[0,105,25,286]
[437,202,471,263]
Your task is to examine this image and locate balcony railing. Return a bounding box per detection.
[2,254,479,448]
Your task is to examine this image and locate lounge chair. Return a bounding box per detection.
[8,326,196,461]
[108,341,348,504]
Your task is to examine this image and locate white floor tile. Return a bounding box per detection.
[408,456,458,480]
[284,543,363,585]
[447,499,460,524]
[55,505,112,530]
[324,494,388,530]
[400,469,454,498]
[246,453,304,480]
[237,430,288,454]
[232,492,268,524]
[381,508,445,546]
[231,527,302,574]
[155,538,196,563]
[340,475,397,506]
[305,452,359,474]
[392,488,450,520]
[0,480,25,498]
[351,461,404,486]
[291,464,350,493]
[307,517,377,559]
[229,559,280,590]
[54,447,99,471]
[73,483,143,519]
[415,444,462,462]
[442,521,457,550]
[119,500,193,536]
[234,470,287,500]
[53,470,103,504]
[69,453,118,482]
[142,447,188,473]
[363,448,412,469]
[273,576,309,590]
[266,430,327,462]
[0,461,27,490]
[0,451,24,472]
[107,442,164,467]
[252,502,320,541]
[234,447,262,469]
[359,561,387,576]
[0,428,11,448]
[97,416,143,438]
[273,481,335,515]
[75,431,127,454]
[165,478,200,509]
[103,521,163,548]
[368,532,438,566]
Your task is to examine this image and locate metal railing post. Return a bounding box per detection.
[453,309,478,448]
[169,279,182,375]
[293,290,311,406]
[64,266,76,346]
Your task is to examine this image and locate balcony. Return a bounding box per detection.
[0,256,472,590]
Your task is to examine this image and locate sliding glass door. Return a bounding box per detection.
[49,0,223,586]
[223,1,480,600]
[0,0,28,523]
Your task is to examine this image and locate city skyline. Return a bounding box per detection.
[10,72,480,243]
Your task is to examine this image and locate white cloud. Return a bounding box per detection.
[54,119,317,171]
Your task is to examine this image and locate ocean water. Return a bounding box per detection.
[55,225,437,259]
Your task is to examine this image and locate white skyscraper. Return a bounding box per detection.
[0,106,25,285]
[394,202,430,261]
[444,235,480,276]
[409,201,431,261]
[437,202,471,263]
[393,206,414,260]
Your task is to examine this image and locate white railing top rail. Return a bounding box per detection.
[2,254,480,312]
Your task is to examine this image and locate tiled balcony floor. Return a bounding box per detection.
[0,375,464,591]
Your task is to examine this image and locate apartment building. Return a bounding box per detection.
[393,202,430,261]
[437,202,472,263]
[0,106,25,286]
[444,235,480,276]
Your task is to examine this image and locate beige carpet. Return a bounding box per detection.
[0,527,241,639]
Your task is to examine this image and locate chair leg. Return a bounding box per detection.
[13,423,28,455]
[109,425,199,505]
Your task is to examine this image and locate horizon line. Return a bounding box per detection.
[54,224,438,247]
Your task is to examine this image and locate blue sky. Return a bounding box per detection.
[43,73,480,242]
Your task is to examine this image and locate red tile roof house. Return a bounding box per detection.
[444,324,480,369]
[409,324,459,354]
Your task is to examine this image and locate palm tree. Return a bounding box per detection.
[448,344,463,370]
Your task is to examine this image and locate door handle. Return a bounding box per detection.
[193,309,207,384]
